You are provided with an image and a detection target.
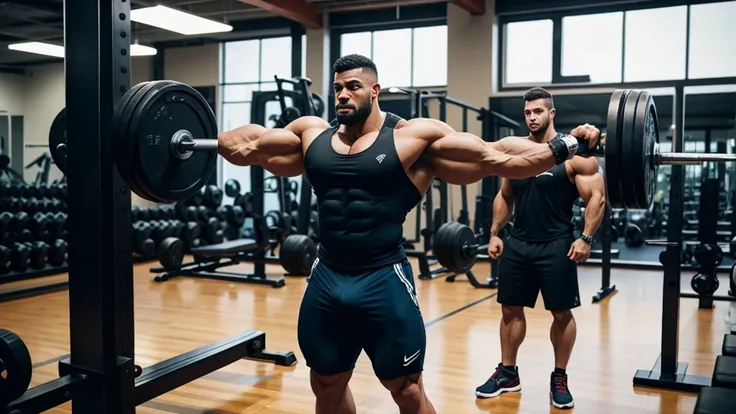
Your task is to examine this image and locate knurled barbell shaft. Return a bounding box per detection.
[658,152,736,165]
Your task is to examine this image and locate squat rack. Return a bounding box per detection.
[3,1,293,412]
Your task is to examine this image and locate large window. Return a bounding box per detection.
[624,6,687,82]
[340,25,448,88]
[688,1,736,79]
[502,3,736,88]
[504,20,553,85]
[561,12,623,83]
[220,35,295,201]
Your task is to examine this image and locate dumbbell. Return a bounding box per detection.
[0,211,13,234]
[218,205,245,227]
[45,212,66,240]
[132,221,156,258]
[0,244,11,274]
[47,239,68,267]
[10,242,31,272]
[202,184,223,208]
[224,179,241,197]
[27,212,49,239]
[9,211,29,233]
[180,221,201,250]
[28,241,49,269]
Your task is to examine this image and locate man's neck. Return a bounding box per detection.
[529,127,558,143]
[341,110,385,141]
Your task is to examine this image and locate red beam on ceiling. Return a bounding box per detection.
[237,0,322,28]
[452,0,485,15]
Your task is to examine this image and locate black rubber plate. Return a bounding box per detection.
[0,329,32,408]
[125,81,217,204]
[604,90,625,209]
[48,108,67,175]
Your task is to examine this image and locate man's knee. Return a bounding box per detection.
[501,304,525,321]
[310,369,353,398]
[381,373,425,405]
[551,309,574,324]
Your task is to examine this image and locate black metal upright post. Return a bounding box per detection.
[61,0,136,411]
[633,86,710,393]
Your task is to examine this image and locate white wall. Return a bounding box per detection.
[0,72,26,116]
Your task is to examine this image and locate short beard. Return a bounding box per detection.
[336,97,373,125]
[530,122,549,141]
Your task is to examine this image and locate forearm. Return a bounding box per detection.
[582,192,606,236]
[490,194,513,237]
[217,124,267,166]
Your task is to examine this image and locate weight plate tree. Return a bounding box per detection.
[0,1,293,412]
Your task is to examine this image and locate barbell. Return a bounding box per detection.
[432,88,736,274]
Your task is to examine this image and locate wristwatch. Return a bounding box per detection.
[580,234,594,244]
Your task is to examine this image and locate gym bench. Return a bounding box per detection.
[723,334,736,357]
[712,355,736,389]
[693,386,736,414]
[150,238,286,288]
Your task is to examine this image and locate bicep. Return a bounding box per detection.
[575,172,605,202]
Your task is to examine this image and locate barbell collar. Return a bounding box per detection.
[170,130,217,160]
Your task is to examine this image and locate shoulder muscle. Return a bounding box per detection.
[398,118,456,142]
[286,116,331,136]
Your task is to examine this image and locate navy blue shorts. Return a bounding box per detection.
[297,258,426,381]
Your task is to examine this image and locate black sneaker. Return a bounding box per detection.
[550,372,574,409]
[475,363,521,398]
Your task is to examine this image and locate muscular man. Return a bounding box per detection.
[218,56,600,414]
[475,88,606,409]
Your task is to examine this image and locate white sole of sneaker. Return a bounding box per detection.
[475,384,522,398]
[549,392,575,409]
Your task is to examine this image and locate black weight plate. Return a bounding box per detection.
[0,329,32,408]
[157,237,184,270]
[128,81,183,203]
[454,223,478,272]
[48,108,67,175]
[126,81,218,203]
[113,81,160,202]
[620,90,642,209]
[433,221,454,271]
[604,90,626,209]
[632,91,659,210]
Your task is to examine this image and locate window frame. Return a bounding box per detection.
[496,1,736,93]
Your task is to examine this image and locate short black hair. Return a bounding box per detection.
[333,54,378,78]
[523,87,554,108]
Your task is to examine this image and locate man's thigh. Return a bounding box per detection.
[297,259,362,376]
[535,237,581,311]
[497,237,539,308]
[355,259,427,381]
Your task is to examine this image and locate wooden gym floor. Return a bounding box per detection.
[2,258,733,414]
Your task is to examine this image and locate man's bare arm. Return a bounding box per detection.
[400,118,599,185]
[573,157,606,238]
[217,116,329,177]
[490,178,514,237]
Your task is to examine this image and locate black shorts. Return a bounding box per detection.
[496,235,581,311]
[297,258,426,381]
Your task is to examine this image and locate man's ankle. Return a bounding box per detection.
[553,367,566,376]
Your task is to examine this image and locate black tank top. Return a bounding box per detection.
[509,134,580,242]
[304,113,422,273]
